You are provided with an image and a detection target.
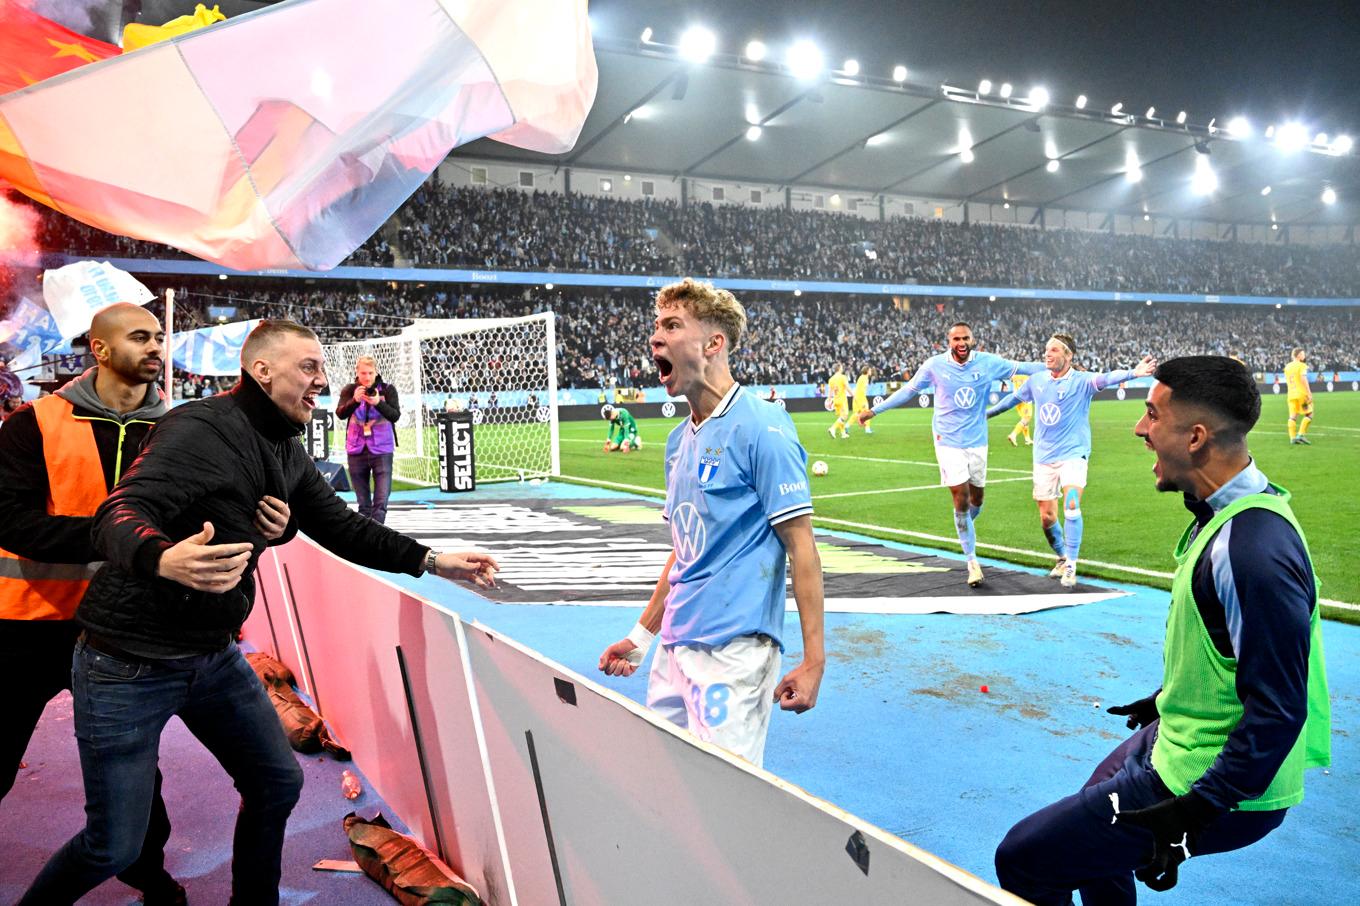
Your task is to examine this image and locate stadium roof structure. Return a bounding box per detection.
[457,37,1360,230]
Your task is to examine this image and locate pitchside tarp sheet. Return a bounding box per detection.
[245,537,1021,905]
[379,497,1126,615]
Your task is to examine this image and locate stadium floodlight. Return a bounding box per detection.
[1146,300,1153,306]
[1322,187,1337,205]
[865,132,889,146]
[1145,106,1156,119]
[218,273,228,280]
[1191,155,1217,195]
[1275,122,1308,152]
[1226,116,1252,138]
[544,282,554,290]
[892,64,908,82]
[1045,159,1059,173]
[744,103,761,125]
[1314,132,1329,146]
[842,59,860,76]
[960,148,975,163]
[989,295,997,301]
[1110,101,1124,115]
[1028,86,1050,109]
[959,126,974,149]
[1044,138,1059,159]
[1276,303,1283,309]
[1271,222,1279,230]
[793,289,803,297]
[1126,165,1143,183]
[1003,201,1011,209]
[999,82,1013,98]
[1075,94,1088,109]
[1176,110,1187,124]
[746,125,762,141]
[1143,213,1151,221]
[640,26,653,43]
[786,40,824,80]
[744,40,767,62]
[979,79,993,95]
[1265,124,1276,138]
[679,26,716,62]
[1333,135,1354,155]
[624,174,632,181]
[1261,185,1272,196]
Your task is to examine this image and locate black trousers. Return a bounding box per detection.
[0,619,178,896]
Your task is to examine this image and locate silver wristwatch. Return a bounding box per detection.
[423,550,439,575]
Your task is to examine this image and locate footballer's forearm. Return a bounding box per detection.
[871,380,923,415]
[636,550,676,635]
[776,516,825,666]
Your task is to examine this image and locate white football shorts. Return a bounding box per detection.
[647,634,781,767]
[1032,458,1089,500]
[935,444,988,488]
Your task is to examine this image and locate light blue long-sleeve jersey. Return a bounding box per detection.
[1015,368,1136,462]
[872,351,1043,448]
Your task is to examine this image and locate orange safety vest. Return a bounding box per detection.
[0,395,133,620]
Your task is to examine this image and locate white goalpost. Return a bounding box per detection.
[322,312,559,486]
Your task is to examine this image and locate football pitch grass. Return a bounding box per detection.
[555,392,1360,617]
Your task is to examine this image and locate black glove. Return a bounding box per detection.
[1118,790,1221,891]
[1107,691,1160,730]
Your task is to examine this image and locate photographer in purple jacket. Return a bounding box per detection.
[335,355,399,524]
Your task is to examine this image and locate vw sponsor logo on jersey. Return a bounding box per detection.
[1038,402,1062,427]
[953,386,977,408]
[671,502,707,565]
[661,401,677,418]
[697,446,722,483]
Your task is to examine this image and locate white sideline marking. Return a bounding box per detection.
[552,593,1126,615]
[553,474,1360,611]
[812,476,1030,500]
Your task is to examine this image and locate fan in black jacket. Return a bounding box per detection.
[19,321,498,906]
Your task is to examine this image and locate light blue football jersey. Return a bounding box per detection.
[874,351,1041,448]
[1016,368,1136,462]
[661,384,813,650]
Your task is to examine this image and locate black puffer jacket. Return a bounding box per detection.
[79,373,428,658]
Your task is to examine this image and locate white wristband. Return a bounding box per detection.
[624,622,655,666]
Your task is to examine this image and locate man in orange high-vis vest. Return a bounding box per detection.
[0,303,288,905]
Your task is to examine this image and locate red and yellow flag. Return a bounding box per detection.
[0,3,119,97]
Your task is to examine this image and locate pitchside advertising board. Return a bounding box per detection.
[437,411,476,492]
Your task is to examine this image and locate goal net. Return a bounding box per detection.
[322,312,559,486]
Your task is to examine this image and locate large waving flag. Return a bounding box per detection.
[0,4,119,96]
[0,0,596,272]
[173,319,263,375]
[122,4,227,53]
[0,296,64,374]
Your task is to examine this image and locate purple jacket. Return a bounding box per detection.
[336,380,400,455]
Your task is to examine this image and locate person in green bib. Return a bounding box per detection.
[995,356,1330,904]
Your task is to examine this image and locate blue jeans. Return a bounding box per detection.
[995,722,1286,905]
[349,449,394,524]
[20,639,303,906]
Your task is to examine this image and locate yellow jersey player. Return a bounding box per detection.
[1007,373,1034,446]
[1284,348,1313,445]
[827,364,850,439]
[851,366,874,434]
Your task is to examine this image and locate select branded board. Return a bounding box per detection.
[438,411,477,492]
[462,622,1022,905]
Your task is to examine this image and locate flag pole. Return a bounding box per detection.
[163,287,174,401]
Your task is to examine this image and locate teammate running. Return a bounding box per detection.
[989,334,1156,587]
[1283,348,1313,445]
[857,322,1042,587]
[603,405,642,452]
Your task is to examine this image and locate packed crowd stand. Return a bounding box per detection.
[25,181,1360,298]
[147,279,1360,394]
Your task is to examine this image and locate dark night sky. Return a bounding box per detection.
[591,0,1360,139]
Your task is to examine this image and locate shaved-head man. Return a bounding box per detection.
[0,302,189,904]
[20,320,498,905]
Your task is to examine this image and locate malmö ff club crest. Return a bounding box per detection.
[698,446,723,484]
